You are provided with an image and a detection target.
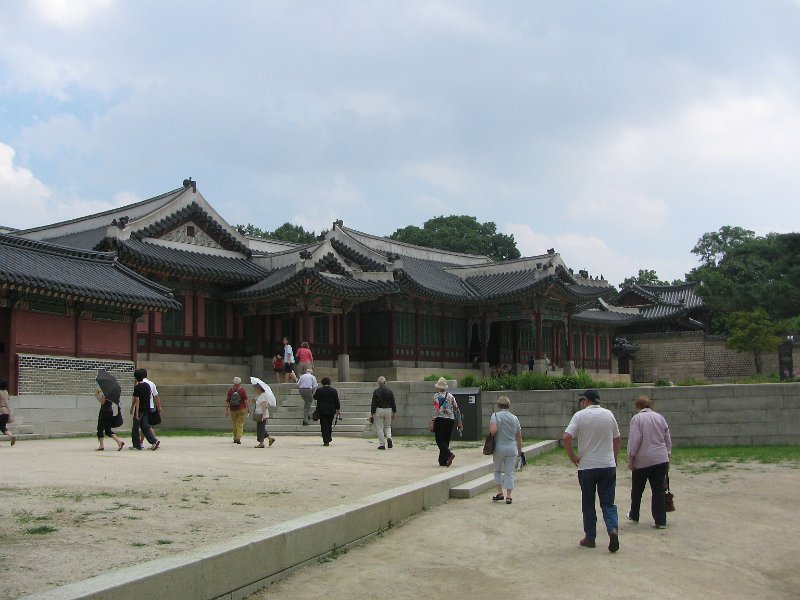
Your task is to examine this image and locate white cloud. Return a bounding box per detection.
[32,0,112,28]
[0,142,51,228]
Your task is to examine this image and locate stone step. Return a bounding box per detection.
[448,440,559,499]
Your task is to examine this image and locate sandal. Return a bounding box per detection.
[506,498,513,504]
[117,442,125,451]
[492,494,505,502]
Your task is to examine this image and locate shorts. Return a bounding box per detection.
[284,363,295,373]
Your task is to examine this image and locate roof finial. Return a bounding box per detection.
[183,177,197,193]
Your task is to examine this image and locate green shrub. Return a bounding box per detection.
[653,378,673,386]
[460,374,479,387]
[675,377,709,386]
[423,374,454,382]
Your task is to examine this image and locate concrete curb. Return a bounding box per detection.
[23,440,559,600]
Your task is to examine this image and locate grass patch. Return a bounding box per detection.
[131,542,146,547]
[156,539,173,545]
[24,525,57,535]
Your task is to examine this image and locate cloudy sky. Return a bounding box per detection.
[2,1,799,287]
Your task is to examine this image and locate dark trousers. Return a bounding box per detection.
[131,412,157,448]
[256,418,270,443]
[97,407,114,439]
[433,417,455,465]
[578,467,619,540]
[0,413,9,435]
[630,461,669,526]
[319,414,334,444]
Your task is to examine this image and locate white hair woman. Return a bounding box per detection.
[489,396,523,504]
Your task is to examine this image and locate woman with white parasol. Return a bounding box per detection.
[250,377,276,448]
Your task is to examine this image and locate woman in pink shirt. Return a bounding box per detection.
[626,395,672,529]
[296,342,314,375]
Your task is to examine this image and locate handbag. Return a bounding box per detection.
[252,411,263,422]
[110,404,123,428]
[482,433,496,455]
[665,474,675,512]
[482,412,497,455]
[149,409,162,426]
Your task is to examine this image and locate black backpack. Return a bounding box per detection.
[229,388,242,409]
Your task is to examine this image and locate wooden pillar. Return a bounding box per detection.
[480,314,489,363]
[131,311,139,364]
[388,305,396,362]
[534,310,544,360]
[414,306,420,367]
[512,320,520,371]
[148,311,157,355]
[7,305,18,395]
[74,302,84,358]
[192,291,199,356]
[439,308,446,367]
[566,316,574,361]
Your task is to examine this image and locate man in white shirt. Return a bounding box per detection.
[297,368,318,425]
[563,389,621,553]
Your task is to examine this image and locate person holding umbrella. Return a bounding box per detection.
[250,377,276,448]
[94,370,125,451]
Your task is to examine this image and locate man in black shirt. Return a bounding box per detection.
[130,368,160,451]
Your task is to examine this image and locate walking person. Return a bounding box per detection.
[282,337,297,383]
[430,377,462,467]
[489,396,522,504]
[296,341,315,375]
[94,385,124,451]
[563,389,621,552]
[251,379,276,448]
[627,395,672,529]
[130,368,161,451]
[297,368,318,426]
[0,378,17,447]
[312,377,341,446]
[370,376,397,449]
[226,377,250,444]
[272,353,283,384]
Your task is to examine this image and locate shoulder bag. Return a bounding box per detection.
[482,412,496,455]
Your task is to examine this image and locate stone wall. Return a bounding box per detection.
[9,381,799,446]
[626,332,781,383]
[17,354,135,395]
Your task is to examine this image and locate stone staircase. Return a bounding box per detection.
[160,381,376,438]
[139,360,346,387]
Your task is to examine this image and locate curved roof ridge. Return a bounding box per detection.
[0,232,118,263]
[337,224,491,265]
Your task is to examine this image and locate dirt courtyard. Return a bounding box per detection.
[1,436,798,600]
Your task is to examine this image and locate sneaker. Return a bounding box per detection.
[268,437,275,447]
[323,442,329,446]
[608,532,619,553]
[626,512,638,523]
[129,446,143,451]
[302,421,309,426]
[387,438,393,449]
[652,524,667,529]
[150,440,160,451]
[234,439,241,444]
[377,445,385,450]
[579,537,596,548]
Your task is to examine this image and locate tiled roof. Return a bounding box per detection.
[0,234,180,310]
[395,256,475,301]
[44,226,109,251]
[112,239,268,284]
[227,267,397,301]
[574,283,704,327]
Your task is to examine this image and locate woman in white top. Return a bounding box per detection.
[489,396,522,504]
[0,378,16,446]
[252,382,276,448]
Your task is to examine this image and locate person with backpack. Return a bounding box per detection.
[226,377,250,444]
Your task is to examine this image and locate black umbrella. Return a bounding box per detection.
[95,370,121,405]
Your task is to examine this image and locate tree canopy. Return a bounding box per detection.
[388,215,521,261]
[238,222,318,244]
[619,269,671,289]
[725,309,781,373]
[689,230,800,325]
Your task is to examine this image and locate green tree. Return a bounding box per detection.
[725,309,781,373]
[619,269,671,289]
[237,223,318,244]
[691,226,755,268]
[388,215,521,261]
[691,232,800,325]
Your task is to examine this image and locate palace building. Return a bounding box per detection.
[3,179,706,393]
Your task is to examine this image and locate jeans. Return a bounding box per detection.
[230,409,246,441]
[578,467,619,540]
[433,417,454,465]
[630,462,669,526]
[374,407,393,445]
[299,388,314,423]
[493,444,518,490]
[131,412,157,448]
